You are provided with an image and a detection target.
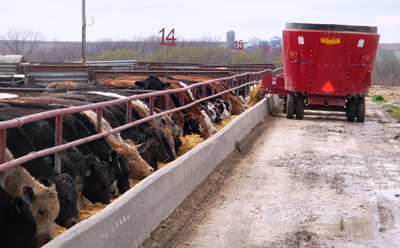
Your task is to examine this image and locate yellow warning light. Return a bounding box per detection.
[290,53,295,61]
[363,55,371,65]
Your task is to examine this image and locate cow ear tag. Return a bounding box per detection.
[85,169,92,177]
[22,192,30,205]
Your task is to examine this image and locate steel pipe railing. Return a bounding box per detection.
[0,67,283,172]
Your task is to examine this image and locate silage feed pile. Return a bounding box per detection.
[247,82,262,107]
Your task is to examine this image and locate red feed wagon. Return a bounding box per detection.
[262,23,380,122]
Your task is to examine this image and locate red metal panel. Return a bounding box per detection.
[261,76,291,97]
[282,24,380,98]
[308,96,346,107]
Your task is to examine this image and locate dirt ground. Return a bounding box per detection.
[141,87,400,248]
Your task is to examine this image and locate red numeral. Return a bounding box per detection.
[263,46,270,54]
[234,40,244,50]
[159,28,177,46]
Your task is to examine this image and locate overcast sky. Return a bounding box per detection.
[2,0,399,43]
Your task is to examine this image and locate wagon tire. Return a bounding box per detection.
[346,98,356,122]
[356,97,366,123]
[296,94,305,119]
[286,93,295,119]
[282,97,287,114]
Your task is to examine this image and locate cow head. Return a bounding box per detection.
[0,186,38,248]
[116,154,130,194]
[144,128,169,164]
[116,141,153,180]
[156,114,182,138]
[53,174,80,228]
[23,180,59,246]
[82,155,111,204]
[108,150,123,198]
[173,112,193,131]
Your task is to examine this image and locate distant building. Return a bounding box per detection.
[259,40,270,47]
[225,31,280,49]
[226,30,235,48]
[246,37,261,48]
[270,36,282,47]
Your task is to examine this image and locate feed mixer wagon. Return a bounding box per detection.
[262,23,380,122]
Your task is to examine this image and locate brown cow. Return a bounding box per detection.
[4,157,60,246]
[46,81,79,90]
[100,76,149,86]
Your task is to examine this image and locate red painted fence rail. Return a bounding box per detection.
[0,68,282,172]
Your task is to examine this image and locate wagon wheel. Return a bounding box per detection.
[346,98,356,122]
[286,93,295,119]
[296,94,305,119]
[356,97,366,123]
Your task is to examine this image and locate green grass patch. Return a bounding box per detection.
[371,95,386,103]
[387,105,400,121]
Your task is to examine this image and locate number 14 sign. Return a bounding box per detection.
[159,28,177,46]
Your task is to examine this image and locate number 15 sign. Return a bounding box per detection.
[159,28,177,46]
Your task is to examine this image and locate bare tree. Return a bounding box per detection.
[0,28,46,56]
[143,34,164,58]
[373,60,400,86]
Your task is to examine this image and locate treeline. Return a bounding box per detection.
[88,45,282,65]
[373,59,400,86]
[0,28,281,64]
[0,28,398,85]
[372,48,400,86]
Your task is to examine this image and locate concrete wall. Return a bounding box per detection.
[45,94,280,248]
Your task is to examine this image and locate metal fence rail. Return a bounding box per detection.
[0,68,283,173]
[0,63,19,74]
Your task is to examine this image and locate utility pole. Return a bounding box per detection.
[82,0,86,65]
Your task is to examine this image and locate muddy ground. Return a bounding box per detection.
[141,87,400,248]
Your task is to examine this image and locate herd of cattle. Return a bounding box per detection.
[0,75,250,247]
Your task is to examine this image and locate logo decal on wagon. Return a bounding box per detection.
[321,37,341,45]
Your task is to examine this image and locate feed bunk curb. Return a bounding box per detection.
[44,94,280,248]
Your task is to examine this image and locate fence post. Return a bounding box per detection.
[180,92,184,106]
[150,96,154,116]
[126,101,132,123]
[96,108,103,134]
[55,115,63,173]
[0,129,6,164]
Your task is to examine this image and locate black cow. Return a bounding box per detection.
[44,92,170,169]
[62,112,123,204]
[52,92,171,171]
[0,101,123,210]
[1,118,81,229]
[0,185,38,248]
[0,95,134,198]
[116,153,130,194]
[135,75,170,90]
